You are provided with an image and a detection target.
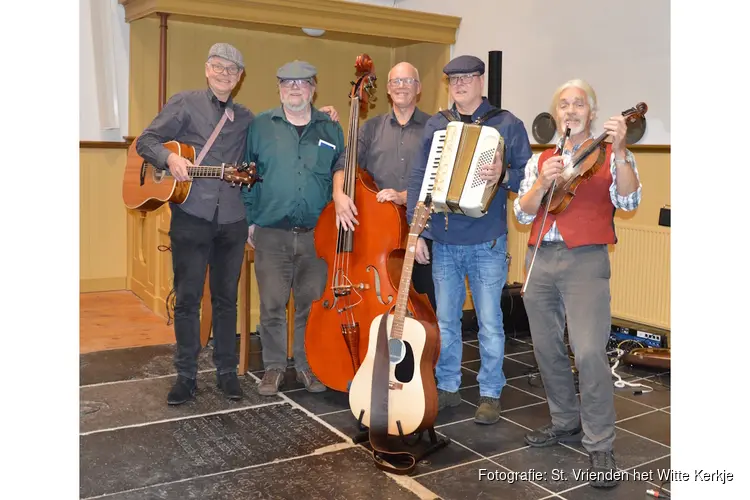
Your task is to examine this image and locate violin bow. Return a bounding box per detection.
[521,127,570,297]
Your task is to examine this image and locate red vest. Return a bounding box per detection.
[528,144,617,248]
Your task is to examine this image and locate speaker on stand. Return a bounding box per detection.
[488,50,502,109]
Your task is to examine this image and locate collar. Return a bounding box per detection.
[450,97,493,121]
[388,106,428,126]
[206,88,234,108]
[270,105,329,124]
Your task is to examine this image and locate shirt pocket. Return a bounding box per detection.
[314,144,337,174]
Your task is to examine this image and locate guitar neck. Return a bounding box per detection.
[390,232,420,339]
[185,165,226,178]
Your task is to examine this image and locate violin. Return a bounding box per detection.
[304,54,436,393]
[542,102,648,214]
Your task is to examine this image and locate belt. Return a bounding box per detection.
[291,226,313,233]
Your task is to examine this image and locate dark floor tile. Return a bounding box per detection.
[461,343,480,363]
[416,458,551,500]
[435,400,480,427]
[615,380,670,410]
[559,471,663,500]
[437,417,530,457]
[80,403,343,498]
[80,373,279,433]
[501,398,555,432]
[508,375,547,399]
[105,446,422,500]
[460,384,545,412]
[505,358,539,379]
[616,411,670,447]
[661,407,670,414]
[80,344,214,386]
[614,398,659,423]
[615,363,668,380]
[285,386,351,415]
[631,456,671,492]
[490,445,591,493]
[506,338,535,355]
[508,351,539,367]
[567,424,669,471]
[459,366,478,387]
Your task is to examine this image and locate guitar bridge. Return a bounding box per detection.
[388,381,403,390]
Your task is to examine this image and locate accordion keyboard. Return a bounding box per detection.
[417,130,447,202]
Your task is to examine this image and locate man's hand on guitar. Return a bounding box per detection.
[333,191,358,231]
[167,152,192,182]
[415,237,430,265]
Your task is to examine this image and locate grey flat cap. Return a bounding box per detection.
[207,43,244,69]
[443,55,485,75]
[277,60,317,80]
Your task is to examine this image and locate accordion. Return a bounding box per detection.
[418,122,504,218]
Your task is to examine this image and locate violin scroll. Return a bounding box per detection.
[622,102,648,123]
[349,53,377,113]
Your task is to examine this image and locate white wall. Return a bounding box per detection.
[353,0,671,144]
[79,0,129,142]
[79,0,670,144]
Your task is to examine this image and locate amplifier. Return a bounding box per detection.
[462,282,530,340]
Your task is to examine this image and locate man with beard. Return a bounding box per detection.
[242,60,345,396]
[332,61,436,311]
[406,55,532,425]
[514,79,642,489]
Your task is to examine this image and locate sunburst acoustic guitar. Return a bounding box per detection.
[122,139,260,211]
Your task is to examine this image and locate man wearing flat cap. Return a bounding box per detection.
[136,42,253,406]
[242,60,345,396]
[406,54,533,425]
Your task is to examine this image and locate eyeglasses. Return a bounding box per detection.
[388,77,418,86]
[209,63,240,76]
[448,73,479,85]
[279,79,314,88]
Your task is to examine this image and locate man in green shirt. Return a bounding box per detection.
[242,60,344,396]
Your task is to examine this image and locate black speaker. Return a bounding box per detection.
[488,50,503,109]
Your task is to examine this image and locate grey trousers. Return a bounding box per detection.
[523,242,616,453]
[253,227,327,372]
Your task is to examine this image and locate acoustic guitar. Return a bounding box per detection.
[348,196,440,437]
[122,140,259,211]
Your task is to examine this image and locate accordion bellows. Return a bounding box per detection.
[419,122,504,218]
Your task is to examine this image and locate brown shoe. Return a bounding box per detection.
[258,368,284,396]
[296,369,327,393]
[474,396,501,424]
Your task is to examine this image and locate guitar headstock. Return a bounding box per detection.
[410,194,433,235]
[223,162,262,188]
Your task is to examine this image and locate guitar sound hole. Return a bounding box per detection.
[392,340,415,384]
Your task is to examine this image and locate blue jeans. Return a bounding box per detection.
[432,236,508,398]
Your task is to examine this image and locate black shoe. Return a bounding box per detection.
[588,450,619,488]
[217,372,243,400]
[524,422,583,447]
[167,375,197,405]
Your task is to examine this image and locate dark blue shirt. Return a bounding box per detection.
[406,97,532,245]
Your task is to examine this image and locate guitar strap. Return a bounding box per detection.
[368,306,419,475]
[194,107,234,167]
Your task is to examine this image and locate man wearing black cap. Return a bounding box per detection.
[242,60,345,396]
[406,54,533,425]
[136,43,253,405]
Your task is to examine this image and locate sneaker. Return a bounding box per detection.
[167,375,197,405]
[524,422,583,447]
[296,369,327,393]
[437,389,461,410]
[257,368,284,396]
[217,372,243,400]
[588,450,619,488]
[474,396,501,424]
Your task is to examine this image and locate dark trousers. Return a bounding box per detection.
[522,243,616,452]
[412,238,437,311]
[253,227,328,372]
[168,206,247,379]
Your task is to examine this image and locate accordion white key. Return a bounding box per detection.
[418,122,504,218]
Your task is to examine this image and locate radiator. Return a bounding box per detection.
[507,222,670,330]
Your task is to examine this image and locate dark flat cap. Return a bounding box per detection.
[443,55,485,75]
[208,43,244,69]
[277,60,317,80]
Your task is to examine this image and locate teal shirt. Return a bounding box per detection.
[242,106,345,228]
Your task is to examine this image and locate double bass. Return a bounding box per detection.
[304,54,437,393]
